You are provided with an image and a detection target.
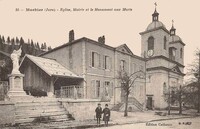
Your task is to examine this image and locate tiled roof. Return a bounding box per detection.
[20,54,82,78]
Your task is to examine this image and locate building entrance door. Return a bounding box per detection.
[147,96,153,110]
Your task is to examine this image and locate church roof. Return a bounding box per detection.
[20,54,82,78]
[146,21,166,31]
[169,35,182,42]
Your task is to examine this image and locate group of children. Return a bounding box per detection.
[95,103,111,126]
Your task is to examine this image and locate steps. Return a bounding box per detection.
[128,97,144,111]
[111,103,124,111]
[112,97,144,111]
[15,99,71,124]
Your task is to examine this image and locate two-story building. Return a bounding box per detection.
[37,31,146,105]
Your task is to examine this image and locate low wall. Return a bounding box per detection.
[0,101,15,125]
[59,99,110,120]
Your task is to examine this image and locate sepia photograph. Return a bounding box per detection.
[0,0,200,128]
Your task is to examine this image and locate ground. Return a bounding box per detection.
[1,109,200,129]
[97,117,200,129]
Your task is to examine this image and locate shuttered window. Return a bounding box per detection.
[105,81,114,97]
[92,80,101,98]
[90,51,100,68]
[103,55,112,70]
[96,80,100,98]
[120,60,125,71]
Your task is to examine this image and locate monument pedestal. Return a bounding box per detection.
[7,73,27,101]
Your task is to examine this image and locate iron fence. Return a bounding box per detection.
[55,85,83,99]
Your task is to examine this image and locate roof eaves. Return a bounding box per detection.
[169,40,185,46]
[39,37,85,57]
[139,26,170,35]
[52,74,83,79]
[84,37,115,50]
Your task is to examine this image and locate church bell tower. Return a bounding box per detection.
[139,3,185,109]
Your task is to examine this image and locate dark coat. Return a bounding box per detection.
[103,107,110,121]
[95,107,102,118]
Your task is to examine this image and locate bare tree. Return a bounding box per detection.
[117,70,144,117]
[163,85,190,115]
[187,48,200,113]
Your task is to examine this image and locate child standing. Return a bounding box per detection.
[102,104,110,126]
[95,103,102,126]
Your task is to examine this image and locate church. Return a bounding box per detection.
[140,7,185,109]
[19,6,185,110]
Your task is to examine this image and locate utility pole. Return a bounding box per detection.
[198,52,200,113]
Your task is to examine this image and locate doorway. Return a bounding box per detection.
[147,96,153,110]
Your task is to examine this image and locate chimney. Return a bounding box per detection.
[98,35,105,44]
[69,30,74,42]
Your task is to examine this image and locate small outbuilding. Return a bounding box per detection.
[19,54,83,97]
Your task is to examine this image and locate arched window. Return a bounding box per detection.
[163,82,167,94]
[169,47,176,61]
[148,37,154,51]
[164,36,167,50]
[180,48,183,58]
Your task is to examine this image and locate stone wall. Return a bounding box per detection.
[0,101,15,125]
[60,99,110,120]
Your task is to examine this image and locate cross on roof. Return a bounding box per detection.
[154,2,157,8]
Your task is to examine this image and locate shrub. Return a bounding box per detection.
[28,86,47,97]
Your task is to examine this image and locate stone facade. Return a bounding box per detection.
[0,101,15,125]
[60,99,108,120]
[40,38,146,106]
[140,8,185,109]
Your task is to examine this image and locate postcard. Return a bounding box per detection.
[0,0,200,129]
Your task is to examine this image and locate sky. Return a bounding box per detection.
[0,0,200,79]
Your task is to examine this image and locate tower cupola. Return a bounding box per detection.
[170,20,176,36]
[152,3,159,21]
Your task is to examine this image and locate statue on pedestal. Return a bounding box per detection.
[10,47,22,74]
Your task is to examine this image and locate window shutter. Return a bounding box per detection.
[91,80,95,98]
[97,80,101,98]
[111,82,114,97]
[89,51,92,67]
[98,53,101,68]
[101,81,105,97]
[103,55,105,69]
[120,60,122,71]
[109,57,112,70]
[124,60,126,71]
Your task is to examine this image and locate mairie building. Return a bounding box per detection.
[19,7,185,110]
